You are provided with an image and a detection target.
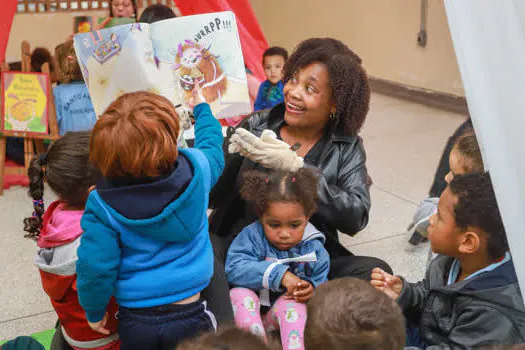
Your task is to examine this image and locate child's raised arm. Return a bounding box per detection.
[190,82,225,187]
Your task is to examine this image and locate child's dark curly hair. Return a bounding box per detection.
[263,46,289,65]
[240,168,319,217]
[448,173,508,259]
[23,131,99,240]
[284,38,370,136]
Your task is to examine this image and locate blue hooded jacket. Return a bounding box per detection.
[225,221,330,306]
[76,103,224,323]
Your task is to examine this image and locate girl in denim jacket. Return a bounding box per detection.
[226,169,330,350]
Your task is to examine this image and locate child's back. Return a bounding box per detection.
[54,40,97,135]
[82,145,216,308]
[53,82,97,135]
[24,132,119,349]
[76,90,224,349]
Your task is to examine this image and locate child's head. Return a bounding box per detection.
[30,47,52,73]
[240,169,319,250]
[445,128,483,184]
[262,46,288,85]
[177,327,277,350]
[138,4,176,23]
[23,131,99,239]
[428,173,508,260]
[109,0,137,18]
[90,91,180,178]
[305,277,405,350]
[56,40,84,84]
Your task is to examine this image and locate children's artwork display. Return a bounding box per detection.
[1,72,49,135]
[74,11,251,120]
[74,16,93,33]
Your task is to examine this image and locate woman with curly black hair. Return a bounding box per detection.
[204,38,392,324]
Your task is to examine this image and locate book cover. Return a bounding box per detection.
[1,72,49,136]
[74,11,250,120]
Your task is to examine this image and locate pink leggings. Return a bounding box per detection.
[230,287,306,350]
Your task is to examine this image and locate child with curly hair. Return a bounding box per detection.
[76,85,224,350]
[23,131,119,350]
[225,168,330,350]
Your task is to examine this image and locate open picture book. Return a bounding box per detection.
[73,11,251,123]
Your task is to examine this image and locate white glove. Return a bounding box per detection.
[228,128,304,171]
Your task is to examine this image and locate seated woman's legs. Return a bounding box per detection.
[328,255,393,281]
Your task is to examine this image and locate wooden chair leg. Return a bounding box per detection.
[0,135,6,196]
[24,138,34,172]
[34,139,45,154]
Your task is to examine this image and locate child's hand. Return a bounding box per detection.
[281,271,301,297]
[292,280,314,303]
[189,80,205,108]
[88,312,110,335]
[370,268,403,300]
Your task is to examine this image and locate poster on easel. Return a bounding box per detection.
[1,72,49,136]
[73,11,251,120]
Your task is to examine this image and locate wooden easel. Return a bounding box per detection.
[0,41,60,195]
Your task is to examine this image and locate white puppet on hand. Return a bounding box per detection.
[228,128,304,172]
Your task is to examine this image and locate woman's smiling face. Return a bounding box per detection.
[283,62,334,130]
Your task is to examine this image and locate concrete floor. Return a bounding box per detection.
[0,93,467,339]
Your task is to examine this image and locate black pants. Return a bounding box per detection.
[118,300,216,350]
[201,234,393,326]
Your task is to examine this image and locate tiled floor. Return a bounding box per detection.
[0,93,467,339]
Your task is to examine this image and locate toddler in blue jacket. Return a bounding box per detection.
[253,47,288,111]
[76,85,224,350]
[226,168,330,350]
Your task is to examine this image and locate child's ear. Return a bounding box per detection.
[458,230,481,255]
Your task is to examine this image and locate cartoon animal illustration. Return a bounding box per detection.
[171,40,227,104]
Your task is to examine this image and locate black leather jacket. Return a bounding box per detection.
[209,104,371,257]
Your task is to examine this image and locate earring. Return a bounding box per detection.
[329,112,337,121]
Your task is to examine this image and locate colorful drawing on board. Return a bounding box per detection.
[1,72,49,135]
[171,40,228,105]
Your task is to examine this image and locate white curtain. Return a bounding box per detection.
[445,1,525,290]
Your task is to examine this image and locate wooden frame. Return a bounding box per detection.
[0,41,59,195]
